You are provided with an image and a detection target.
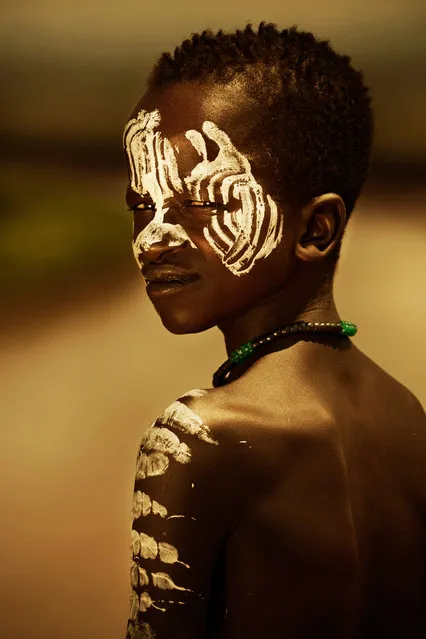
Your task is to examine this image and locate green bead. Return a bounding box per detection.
[340,321,358,337]
[230,341,254,362]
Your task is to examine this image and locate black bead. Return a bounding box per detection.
[212,319,357,387]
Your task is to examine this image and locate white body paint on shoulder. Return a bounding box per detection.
[151,572,193,592]
[127,606,157,638]
[136,532,190,569]
[159,400,218,445]
[132,491,169,519]
[124,109,284,276]
[135,394,217,480]
[179,388,208,400]
[127,390,217,632]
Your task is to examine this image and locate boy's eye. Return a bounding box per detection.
[127,200,226,215]
[128,202,155,213]
[135,202,155,211]
[183,200,225,210]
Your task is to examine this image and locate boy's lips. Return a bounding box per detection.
[141,266,201,296]
[145,276,201,296]
[141,267,200,284]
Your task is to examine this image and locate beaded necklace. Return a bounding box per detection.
[212,320,357,388]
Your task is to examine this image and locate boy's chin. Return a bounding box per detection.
[158,310,216,335]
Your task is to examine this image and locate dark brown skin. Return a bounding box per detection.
[199,345,426,639]
[125,80,426,638]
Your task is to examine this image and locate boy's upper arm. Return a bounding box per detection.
[125,392,235,639]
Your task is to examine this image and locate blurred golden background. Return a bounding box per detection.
[1,2,425,638]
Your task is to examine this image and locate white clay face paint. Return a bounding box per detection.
[123,109,197,267]
[124,109,283,276]
[184,120,284,275]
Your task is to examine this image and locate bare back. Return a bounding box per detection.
[126,342,426,639]
[213,344,426,638]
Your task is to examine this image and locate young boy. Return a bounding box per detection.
[123,23,426,639]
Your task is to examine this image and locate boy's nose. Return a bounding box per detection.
[134,220,191,264]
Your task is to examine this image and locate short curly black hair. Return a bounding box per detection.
[148,22,373,221]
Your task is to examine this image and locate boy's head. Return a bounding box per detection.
[147,23,373,219]
[124,24,373,334]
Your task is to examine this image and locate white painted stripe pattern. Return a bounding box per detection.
[126,390,216,637]
[124,109,284,276]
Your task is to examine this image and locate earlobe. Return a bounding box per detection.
[295,194,346,263]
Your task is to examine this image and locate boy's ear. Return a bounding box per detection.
[295,194,347,263]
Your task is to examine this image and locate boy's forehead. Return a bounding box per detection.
[127,82,252,179]
[124,79,280,201]
[133,80,251,145]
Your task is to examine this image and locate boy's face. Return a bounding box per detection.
[124,81,297,334]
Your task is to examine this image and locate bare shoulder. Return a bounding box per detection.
[352,352,426,503]
[176,380,369,555]
[175,383,351,508]
[135,388,222,491]
[184,384,361,634]
[127,389,245,639]
[346,348,426,454]
[181,384,361,564]
[353,346,425,414]
[135,387,254,518]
